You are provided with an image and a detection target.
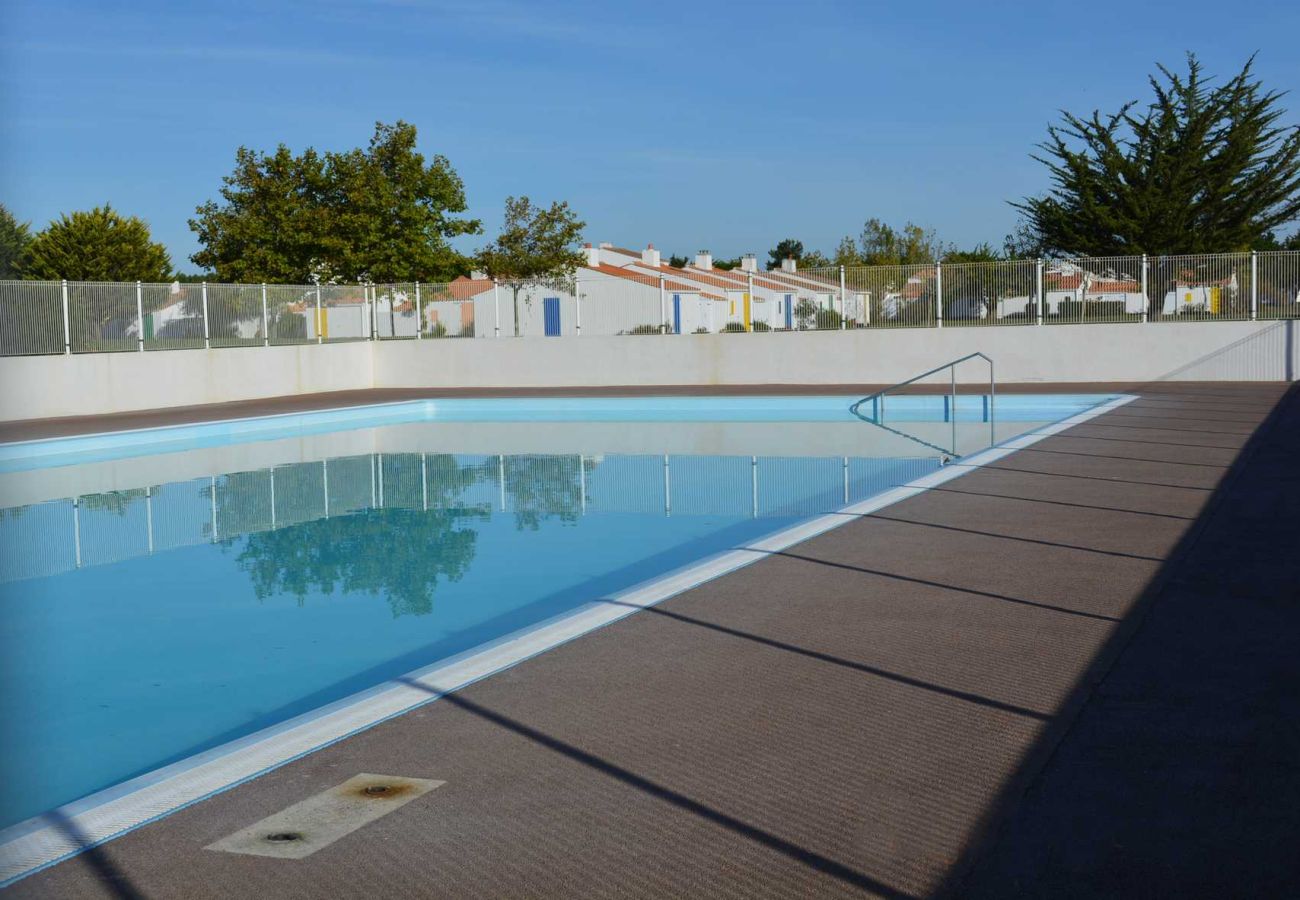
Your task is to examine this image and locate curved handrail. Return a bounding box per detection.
[849,352,995,458]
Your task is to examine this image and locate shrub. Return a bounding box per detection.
[693,326,710,334]
[272,312,307,341]
[721,321,748,332]
[750,320,772,332]
[427,321,448,338]
[627,323,663,335]
[1056,300,1127,319]
[814,308,841,330]
[458,321,475,337]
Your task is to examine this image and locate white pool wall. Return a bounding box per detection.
[1,319,1293,422]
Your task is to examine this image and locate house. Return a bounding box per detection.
[619,248,795,331]
[1161,271,1238,316]
[424,277,494,337]
[999,263,1146,319]
[579,246,711,334]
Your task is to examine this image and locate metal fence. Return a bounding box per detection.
[2,251,1297,357]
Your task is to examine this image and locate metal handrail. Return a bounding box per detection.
[849,352,995,458]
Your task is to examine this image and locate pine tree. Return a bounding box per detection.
[1017,55,1300,255]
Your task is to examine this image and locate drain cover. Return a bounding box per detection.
[205,774,445,860]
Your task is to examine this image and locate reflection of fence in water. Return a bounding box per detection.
[0,452,939,585]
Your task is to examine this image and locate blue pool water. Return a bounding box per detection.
[0,394,1117,831]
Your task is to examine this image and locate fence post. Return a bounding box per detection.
[315,285,323,344]
[414,281,422,340]
[260,283,269,346]
[1141,254,1149,323]
[201,281,211,349]
[1035,258,1044,326]
[135,281,145,351]
[61,279,71,354]
[839,265,847,329]
[659,274,667,334]
[935,262,943,328]
[575,276,583,336]
[1250,251,1258,321]
[493,279,501,338]
[369,284,378,340]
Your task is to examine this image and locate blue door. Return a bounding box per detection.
[543,297,561,336]
[784,294,793,329]
[672,294,682,334]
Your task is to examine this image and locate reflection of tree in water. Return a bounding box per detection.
[232,453,489,618]
[236,506,486,617]
[501,455,587,531]
[79,489,150,516]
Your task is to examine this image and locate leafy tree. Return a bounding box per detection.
[858,218,944,265]
[668,253,689,268]
[21,205,171,281]
[799,249,833,269]
[712,256,741,271]
[766,238,804,270]
[832,235,862,267]
[191,121,479,283]
[943,242,1002,263]
[474,195,585,336]
[1001,222,1042,259]
[0,203,31,278]
[1017,54,1300,255]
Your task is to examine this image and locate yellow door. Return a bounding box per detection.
[1209,286,1221,314]
[743,293,752,329]
[317,308,328,339]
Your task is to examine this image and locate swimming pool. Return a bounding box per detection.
[0,392,1128,882]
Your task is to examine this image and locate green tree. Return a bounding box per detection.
[943,242,1002,263]
[0,203,31,278]
[1017,55,1300,255]
[798,249,834,269]
[191,121,480,283]
[474,196,585,336]
[766,238,804,270]
[21,205,171,281]
[668,253,689,268]
[832,235,862,267]
[712,256,741,270]
[858,219,945,265]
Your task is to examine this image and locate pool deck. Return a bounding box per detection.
[7,381,1299,898]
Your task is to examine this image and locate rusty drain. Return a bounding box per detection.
[363,785,392,796]
[264,832,303,843]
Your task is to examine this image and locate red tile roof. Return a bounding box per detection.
[585,264,697,293]
[442,277,495,300]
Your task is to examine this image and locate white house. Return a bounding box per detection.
[1161,272,1238,316]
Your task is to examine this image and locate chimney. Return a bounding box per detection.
[780,257,797,272]
[642,243,661,268]
[695,250,712,270]
[740,253,758,273]
[583,242,600,267]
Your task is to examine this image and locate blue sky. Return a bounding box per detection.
[2,0,1297,271]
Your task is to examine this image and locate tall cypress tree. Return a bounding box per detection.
[1017,55,1300,255]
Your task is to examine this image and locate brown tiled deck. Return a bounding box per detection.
[8,382,1298,899]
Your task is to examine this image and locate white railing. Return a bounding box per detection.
[2,251,1297,357]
